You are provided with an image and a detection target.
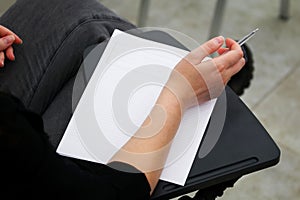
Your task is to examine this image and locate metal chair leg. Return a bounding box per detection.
[137,0,151,27]
[208,0,227,39]
[279,0,290,20]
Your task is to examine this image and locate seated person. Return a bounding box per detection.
[0,0,245,199]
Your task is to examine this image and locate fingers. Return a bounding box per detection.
[0,52,4,67]
[0,25,22,44]
[0,35,15,51]
[13,34,23,44]
[224,38,241,53]
[214,48,243,72]
[212,39,245,83]
[227,57,245,77]
[186,36,224,65]
[223,38,245,77]
[6,46,15,61]
[0,25,23,67]
[215,38,243,66]
[0,47,16,68]
[217,48,228,55]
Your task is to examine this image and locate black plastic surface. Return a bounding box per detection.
[76,30,280,200]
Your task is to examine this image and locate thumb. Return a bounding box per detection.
[0,35,15,51]
[185,36,224,65]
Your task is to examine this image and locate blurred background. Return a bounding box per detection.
[1,0,299,199]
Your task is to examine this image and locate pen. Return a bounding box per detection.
[237,28,259,46]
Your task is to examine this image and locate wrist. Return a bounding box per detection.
[156,87,184,117]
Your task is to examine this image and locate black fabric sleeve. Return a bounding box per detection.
[0,92,150,199]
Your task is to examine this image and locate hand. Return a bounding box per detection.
[0,25,23,67]
[110,37,245,193]
[166,36,245,110]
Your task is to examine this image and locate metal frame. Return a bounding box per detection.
[279,0,290,20]
[208,0,227,38]
[137,0,150,27]
[137,0,290,39]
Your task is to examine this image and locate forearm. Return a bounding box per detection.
[110,87,182,193]
[110,36,245,194]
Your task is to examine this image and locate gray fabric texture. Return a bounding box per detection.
[0,0,136,147]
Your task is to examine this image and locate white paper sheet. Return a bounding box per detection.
[57,30,216,186]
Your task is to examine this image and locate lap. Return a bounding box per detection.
[0,92,150,199]
[0,0,135,115]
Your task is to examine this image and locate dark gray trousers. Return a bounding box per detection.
[0,0,135,146]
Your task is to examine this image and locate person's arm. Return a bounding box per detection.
[110,36,245,194]
[0,25,23,67]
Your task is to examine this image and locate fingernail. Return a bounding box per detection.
[3,35,15,45]
[0,61,4,68]
[214,36,224,45]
